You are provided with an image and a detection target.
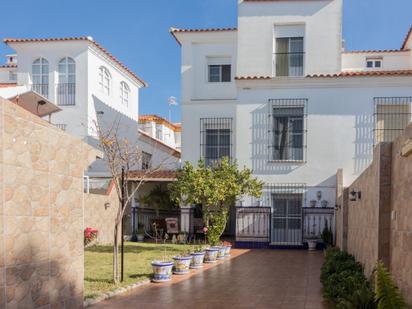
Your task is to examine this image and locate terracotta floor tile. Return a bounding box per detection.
[90,249,326,309]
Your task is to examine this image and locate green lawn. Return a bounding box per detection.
[84,242,192,299]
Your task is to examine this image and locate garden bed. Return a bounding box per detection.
[84,242,191,299]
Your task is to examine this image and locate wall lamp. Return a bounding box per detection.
[349,189,361,202]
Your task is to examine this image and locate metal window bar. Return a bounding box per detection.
[268,99,308,162]
[200,117,233,166]
[253,183,307,246]
[57,83,76,106]
[53,123,67,131]
[31,84,49,98]
[374,97,412,145]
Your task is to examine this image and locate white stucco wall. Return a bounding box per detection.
[179,31,237,102]
[342,51,412,72]
[87,46,140,137]
[237,0,343,77]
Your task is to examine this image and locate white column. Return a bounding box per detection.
[180,203,193,234]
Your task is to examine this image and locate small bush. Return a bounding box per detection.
[374,260,407,309]
[321,248,375,308]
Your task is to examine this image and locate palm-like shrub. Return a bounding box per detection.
[374,261,407,309]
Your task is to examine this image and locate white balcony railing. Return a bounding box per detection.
[30,83,76,106]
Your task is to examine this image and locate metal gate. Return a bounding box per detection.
[272,193,303,245]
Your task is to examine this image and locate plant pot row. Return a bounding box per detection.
[151,245,232,283]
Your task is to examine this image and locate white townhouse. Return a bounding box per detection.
[0,37,181,176]
[138,114,182,150]
[171,0,412,246]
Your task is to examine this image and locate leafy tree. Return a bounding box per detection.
[169,158,263,245]
[374,260,407,309]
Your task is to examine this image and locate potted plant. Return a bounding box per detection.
[190,245,206,269]
[223,241,232,257]
[204,246,219,263]
[213,243,226,260]
[151,235,173,282]
[173,251,192,275]
[306,232,318,251]
[136,223,145,242]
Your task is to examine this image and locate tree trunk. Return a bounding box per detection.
[113,221,119,284]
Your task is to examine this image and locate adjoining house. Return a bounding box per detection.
[171,0,412,247]
[0,36,182,239]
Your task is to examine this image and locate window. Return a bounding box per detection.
[57,57,76,105]
[98,66,111,95]
[155,124,163,140]
[200,118,232,166]
[208,64,231,83]
[8,71,16,81]
[120,81,130,106]
[366,58,382,69]
[141,152,152,170]
[275,37,304,77]
[269,99,307,161]
[374,97,412,144]
[32,57,49,97]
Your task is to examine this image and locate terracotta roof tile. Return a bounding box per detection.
[308,70,412,78]
[235,70,412,80]
[0,64,17,68]
[0,82,17,88]
[343,49,409,54]
[128,170,177,181]
[170,27,237,45]
[139,114,181,132]
[235,76,272,80]
[3,37,147,87]
[401,25,412,50]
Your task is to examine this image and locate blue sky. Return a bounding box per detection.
[0,0,411,122]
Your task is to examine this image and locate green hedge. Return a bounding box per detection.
[321,248,375,308]
[320,248,408,309]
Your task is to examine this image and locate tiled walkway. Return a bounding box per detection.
[90,249,327,309]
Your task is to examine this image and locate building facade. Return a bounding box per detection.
[0,37,181,175]
[172,0,412,246]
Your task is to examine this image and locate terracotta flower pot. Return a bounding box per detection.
[151,261,173,282]
[190,252,206,269]
[173,256,192,275]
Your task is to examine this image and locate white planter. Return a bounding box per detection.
[137,234,144,242]
[307,240,317,251]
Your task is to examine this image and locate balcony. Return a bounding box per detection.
[30,83,76,106]
[274,52,304,77]
[53,123,67,131]
[31,84,49,98]
[57,83,76,106]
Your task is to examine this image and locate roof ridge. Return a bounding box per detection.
[3,36,147,87]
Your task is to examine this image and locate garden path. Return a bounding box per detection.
[90,249,327,309]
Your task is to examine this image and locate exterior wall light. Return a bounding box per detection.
[316,191,322,200]
[349,190,361,202]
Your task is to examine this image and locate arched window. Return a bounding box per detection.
[32,57,49,97]
[120,81,130,106]
[57,57,76,105]
[98,66,111,95]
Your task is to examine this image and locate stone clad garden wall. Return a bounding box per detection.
[0,97,99,308]
[336,123,412,303]
[84,185,119,245]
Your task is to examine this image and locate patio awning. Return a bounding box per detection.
[7,91,61,117]
[128,170,177,182]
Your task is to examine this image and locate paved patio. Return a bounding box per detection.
[90,249,327,309]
